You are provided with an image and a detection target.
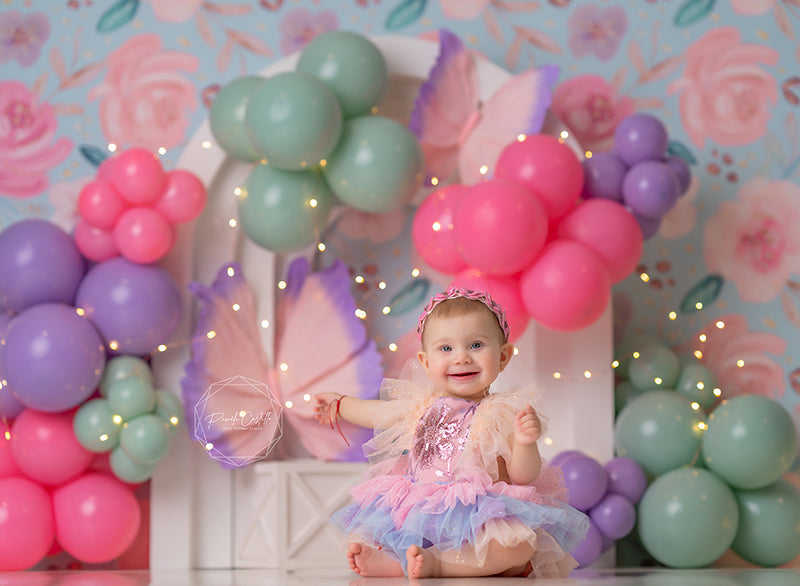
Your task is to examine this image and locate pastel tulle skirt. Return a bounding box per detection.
[331,473,589,577]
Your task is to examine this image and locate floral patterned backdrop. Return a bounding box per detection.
[1,0,799,457]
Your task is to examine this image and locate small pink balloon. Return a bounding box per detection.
[11,409,93,486]
[153,169,207,224]
[78,179,129,229]
[106,148,166,205]
[453,178,548,276]
[495,135,584,220]
[0,476,55,571]
[113,207,174,264]
[411,184,469,275]
[450,268,530,342]
[0,421,20,479]
[53,473,140,564]
[557,199,643,284]
[74,220,119,262]
[520,241,611,332]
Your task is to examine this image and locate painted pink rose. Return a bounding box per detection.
[567,5,627,61]
[659,174,699,240]
[667,27,778,148]
[143,0,204,22]
[437,0,490,20]
[278,8,338,55]
[89,34,199,151]
[730,0,773,15]
[678,314,787,400]
[0,10,50,66]
[0,80,72,198]
[551,74,634,152]
[704,178,800,303]
[48,176,91,233]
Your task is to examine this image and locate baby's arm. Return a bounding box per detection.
[313,392,381,429]
[507,405,543,485]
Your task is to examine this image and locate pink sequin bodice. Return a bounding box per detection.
[410,396,477,482]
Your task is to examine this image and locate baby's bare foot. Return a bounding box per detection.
[346,543,404,577]
[406,545,439,579]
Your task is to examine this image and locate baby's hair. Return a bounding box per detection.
[422,297,509,345]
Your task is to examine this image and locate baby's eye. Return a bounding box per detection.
[440,344,452,352]
[471,341,482,350]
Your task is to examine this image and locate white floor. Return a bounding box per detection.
[2,568,799,586]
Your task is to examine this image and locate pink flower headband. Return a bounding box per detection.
[417,287,510,342]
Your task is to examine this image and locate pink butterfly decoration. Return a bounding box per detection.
[182,257,383,467]
[409,29,560,186]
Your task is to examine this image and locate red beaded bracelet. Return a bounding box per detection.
[329,397,350,447]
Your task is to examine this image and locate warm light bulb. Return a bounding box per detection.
[378,281,387,289]
[206,331,216,339]
[432,221,442,231]
[697,382,705,390]
[285,400,293,408]
[411,268,420,277]
[109,340,119,351]
[278,281,287,289]
[382,306,391,315]
[640,272,650,282]
[632,351,640,359]
[695,302,704,310]
[668,311,677,320]
[158,147,167,155]
[736,359,745,367]
[201,140,212,149]
[75,307,85,316]
[654,377,663,385]
[694,350,704,359]
[355,309,367,319]
[715,320,725,329]
[232,303,241,312]
[479,164,488,175]
[389,343,398,352]
[584,370,592,379]
[108,142,117,152]
[431,176,439,186]
[303,393,311,402]
[158,344,167,352]
[227,266,236,277]
[552,372,562,379]
[611,360,620,368]
[318,242,326,252]
[260,319,270,329]
[354,275,365,284]
[279,363,289,372]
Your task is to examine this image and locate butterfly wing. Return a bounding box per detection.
[409,28,480,184]
[275,257,383,462]
[459,64,560,185]
[182,263,282,468]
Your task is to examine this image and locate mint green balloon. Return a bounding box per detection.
[99,355,153,397]
[107,377,156,421]
[732,479,800,566]
[245,71,342,170]
[615,390,705,477]
[627,345,681,392]
[613,333,664,378]
[296,31,388,118]
[702,395,797,490]
[210,76,263,162]
[238,163,333,253]
[323,115,423,213]
[73,398,122,453]
[155,389,183,436]
[120,414,169,465]
[639,467,738,568]
[614,380,638,416]
[110,446,156,483]
[675,359,718,411]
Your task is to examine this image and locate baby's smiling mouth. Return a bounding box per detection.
[449,371,478,379]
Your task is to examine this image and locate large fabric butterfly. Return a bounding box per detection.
[181,257,383,467]
[409,28,559,186]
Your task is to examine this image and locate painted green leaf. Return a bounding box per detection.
[673,0,716,27]
[79,144,108,168]
[680,274,723,313]
[97,0,140,33]
[385,0,427,31]
[666,140,697,165]
[387,278,430,316]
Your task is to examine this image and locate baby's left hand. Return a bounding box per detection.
[514,405,542,447]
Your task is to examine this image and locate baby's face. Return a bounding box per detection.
[417,310,513,402]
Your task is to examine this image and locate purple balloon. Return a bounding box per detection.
[622,161,680,219]
[550,449,586,468]
[561,455,609,512]
[0,219,85,312]
[665,155,691,195]
[571,521,602,568]
[1,303,105,412]
[0,312,24,418]
[76,258,182,356]
[581,152,628,202]
[590,493,636,540]
[614,113,669,166]
[628,208,662,240]
[605,456,648,504]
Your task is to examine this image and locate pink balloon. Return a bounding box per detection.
[113,207,174,264]
[520,241,611,332]
[78,179,129,229]
[0,421,20,479]
[0,476,55,571]
[153,169,207,224]
[495,135,584,220]
[105,148,166,205]
[11,409,93,486]
[453,178,548,276]
[557,199,643,284]
[412,184,469,275]
[74,220,119,262]
[53,473,140,564]
[450,268,530,342]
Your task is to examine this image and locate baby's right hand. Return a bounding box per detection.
[312,392,343,425]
